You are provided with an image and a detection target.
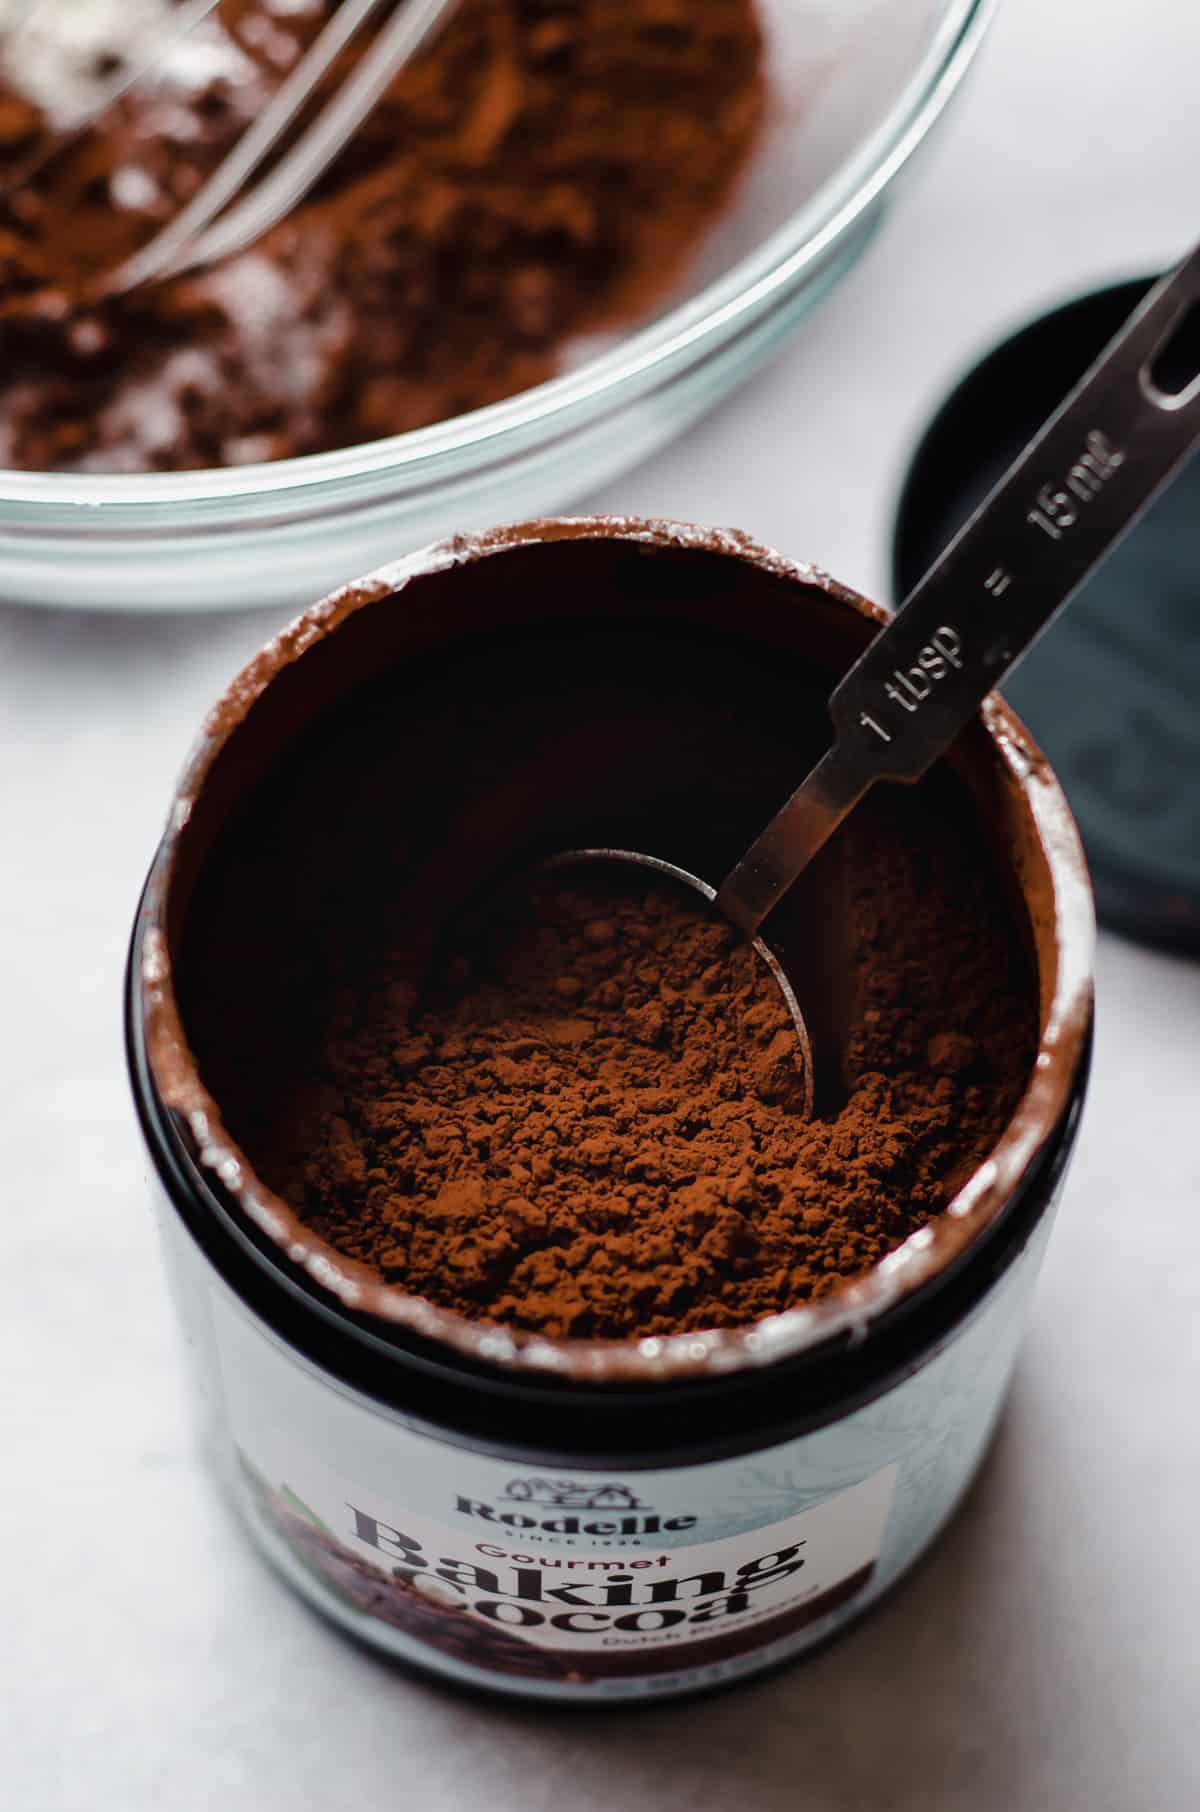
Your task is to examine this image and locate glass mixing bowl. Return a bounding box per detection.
[0,0,994,612]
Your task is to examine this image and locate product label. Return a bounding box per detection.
[212,1294,896,1692]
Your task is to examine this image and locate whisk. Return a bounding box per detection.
[3,0,459,292]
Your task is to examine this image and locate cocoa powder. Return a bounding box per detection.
[177,600,1037,1343]
[275,856,1030,1338]
[0,0,765,470]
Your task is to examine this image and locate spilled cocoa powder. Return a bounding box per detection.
[176,603,1038,1343]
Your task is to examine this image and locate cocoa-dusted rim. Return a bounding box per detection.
[139,516,1095,1383]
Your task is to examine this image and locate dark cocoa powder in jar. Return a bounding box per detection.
[177,615,1038,1342]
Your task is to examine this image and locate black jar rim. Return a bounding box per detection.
[128,518,1096,1394]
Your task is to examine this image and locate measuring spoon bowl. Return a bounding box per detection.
[540,848,815,1118]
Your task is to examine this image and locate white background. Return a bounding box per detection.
[3,1,1199,1805]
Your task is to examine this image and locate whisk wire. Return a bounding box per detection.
[101,0,458,293]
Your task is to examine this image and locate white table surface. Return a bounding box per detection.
[4,2,1200,1806]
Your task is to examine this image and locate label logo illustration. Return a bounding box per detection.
[501,1478,649,1511]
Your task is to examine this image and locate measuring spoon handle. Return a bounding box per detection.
[831,239,1200,777]
[718,240,1200,938]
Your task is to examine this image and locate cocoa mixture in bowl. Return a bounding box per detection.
[170,526,1044,1351]
[0,0,764,471]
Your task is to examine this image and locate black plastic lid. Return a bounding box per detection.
[893,278,1200,953]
